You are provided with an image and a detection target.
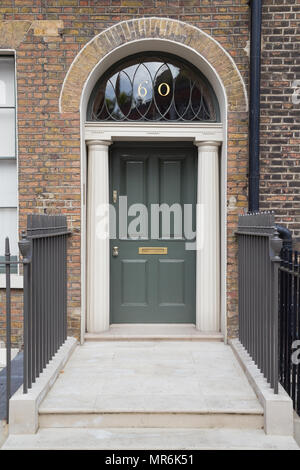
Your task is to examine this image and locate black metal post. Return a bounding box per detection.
[276,224,293,250]
[269,228,282,394]
[248,0,262,212]
[19,231,32,394]
[5,237,11,422]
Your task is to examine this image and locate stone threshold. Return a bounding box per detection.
[85,324,224,341]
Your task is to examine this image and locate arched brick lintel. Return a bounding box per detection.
[59,17,248,114]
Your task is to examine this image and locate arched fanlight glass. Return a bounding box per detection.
[87,53,220,122]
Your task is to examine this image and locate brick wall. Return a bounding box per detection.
[260,0,300,244]
[0,1,252,341]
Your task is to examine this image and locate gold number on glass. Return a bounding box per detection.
[158,83,170,97]
[138,81,148,98]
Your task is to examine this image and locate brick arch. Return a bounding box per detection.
[59,17,248,114]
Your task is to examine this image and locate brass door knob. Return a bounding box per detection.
[112,246,119,257]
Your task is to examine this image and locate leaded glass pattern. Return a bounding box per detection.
[87,53,220,122]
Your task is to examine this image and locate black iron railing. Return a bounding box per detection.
[1,214,70,421]
[279,248,300,414]
[0,238,21,422]
[20,215,70,394]
[237,212,282,393]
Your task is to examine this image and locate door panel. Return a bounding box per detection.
[159,159,183,238]
[110,143,197,323]
[121,260,148,306]
[158,259,185,306]
[123,159,147,207]
[160,160,182,205]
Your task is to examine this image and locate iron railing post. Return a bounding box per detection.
[19,231,32,394]
[5,237,11,422]
[269,228,282,394]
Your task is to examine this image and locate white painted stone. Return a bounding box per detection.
[9,337,77,435]
[195,141,220,331]
[86,139,111,333]
[230,339,294,436]
[84,122,224,143]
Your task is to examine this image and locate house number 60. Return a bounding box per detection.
[138,81,171,98]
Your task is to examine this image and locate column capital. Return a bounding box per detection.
[194,140,221,150]
[86,139,112,149]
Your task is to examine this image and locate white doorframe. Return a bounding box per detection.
[84,122,224,334]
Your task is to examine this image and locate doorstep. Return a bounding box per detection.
[84,324,224,341]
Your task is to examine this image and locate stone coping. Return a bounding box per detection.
[230,338,293,436]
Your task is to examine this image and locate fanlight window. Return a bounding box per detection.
[87,53,220,122]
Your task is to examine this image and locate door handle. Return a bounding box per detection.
[112,246,119,257]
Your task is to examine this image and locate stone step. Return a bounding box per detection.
[38,409,264,430]
[84,324,223,342]
[2,427,299,450]
[38,340,264,431]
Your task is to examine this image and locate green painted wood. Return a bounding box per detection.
[110,143,197,323]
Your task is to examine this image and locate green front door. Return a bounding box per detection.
[110,143,197,323]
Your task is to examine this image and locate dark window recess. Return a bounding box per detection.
[87,53,220,123]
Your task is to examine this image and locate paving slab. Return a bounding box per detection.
[2,427,299,450]
[39,341,262,415]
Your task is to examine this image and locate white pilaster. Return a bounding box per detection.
[86,140,111,332]
[195,141,220,331]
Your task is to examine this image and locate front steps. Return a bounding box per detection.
[34,340,267,449]
[37,340,264,431]
[2,340,299,450]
